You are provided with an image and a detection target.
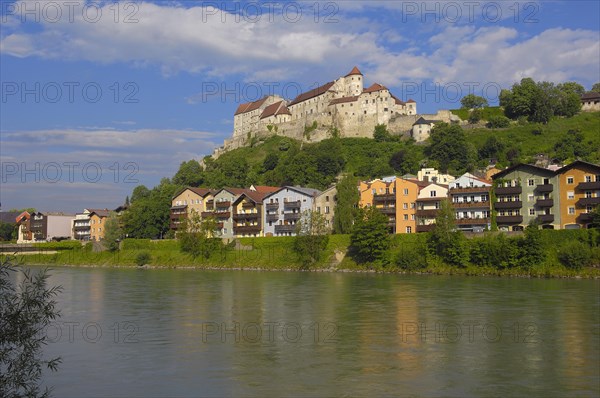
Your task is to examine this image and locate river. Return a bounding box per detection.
[30,267,599,397]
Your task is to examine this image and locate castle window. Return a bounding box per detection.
[384,108,388,112]
[372,99,375,103]
[364,111,367,114]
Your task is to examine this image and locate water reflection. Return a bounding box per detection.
[29,267,599,397]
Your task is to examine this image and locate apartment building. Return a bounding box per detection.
[415,183,448,232]
[263,187,321,236]
[72,210,92,240]
[17,212,74,243]
[417,168,455,184]
[555,161,600,229]
[313,186,337,230]
[89,209,110,241]
[492,164,559,231]
[232,191,266,238]
[170,187,215,231]
[450,173,492,231]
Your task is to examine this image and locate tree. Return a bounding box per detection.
[102,212,122,252]
[293,210,330,267]
[262,153,279,171]
[373,124,392,142]
[130,185,151,203]
[389,147,419,175]
[178,211,223,259]
[333,175,359,234]
[468,109,482,124]
[486,115,510,129]
[350,206,390,264]
[0,222,16,241]
[461,94,488,109]
[519,223,544,269]
[124,179,179,239]
[172,160,204,187]
[427,199,468,267]
[553,129,591,161]
[1,257,62,397]
[425,123,475,175]
[478,136,505,160]
[592,83,600,93]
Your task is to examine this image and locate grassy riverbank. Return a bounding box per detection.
[10,229,600,278]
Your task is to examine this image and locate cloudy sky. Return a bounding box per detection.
[1,0,599,212]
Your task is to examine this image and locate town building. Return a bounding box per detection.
[232,191,268,238]
[581,92,600,112]
[72,210,92,241]
[417,168,455,184]
[492,164,559,231]
[170,187,215,232]
[415,183,448,232]
[313,186,337,230]
[89,209,110,241]
[263,187,321,237]
[17,212,74,243]
[555,161,600,229]
[449,173,492,231]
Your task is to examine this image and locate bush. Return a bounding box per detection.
[395,243,427,270]
[136,251,152,267]
[557,240,592,269]
[486,115,510,128]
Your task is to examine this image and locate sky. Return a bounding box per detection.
[0,0,599,212]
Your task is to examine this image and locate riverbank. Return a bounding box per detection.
[10,230,600,278]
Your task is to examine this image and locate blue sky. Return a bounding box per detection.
[1,0,599,212]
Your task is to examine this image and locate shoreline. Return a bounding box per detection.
[22,262,600,279]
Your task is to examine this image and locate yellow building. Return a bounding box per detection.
[170,187,215,231]
[556,161,600,229]
[89,209,110,241]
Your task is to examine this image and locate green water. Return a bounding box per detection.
[33,267,599,397]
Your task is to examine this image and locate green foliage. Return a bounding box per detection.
[450,106,504,121]
[592,83,600,93]
[293,210,330,267]
[461,94,488,109]
[478,136,505,160]
[1,257,62,397]
[350,206,390,264]
[389,146,420,175]
[0,222,17,241]
[425,123,475,175]
[395,240,427,270]
[486,115,511,129]
[470,233,520,268]
[33,240,81,250]
[333,175,359,234]
[519,224,545,269]
[427,200,468,267]
[373,124,393,142]
[102,212,122,252]
[557,240,592,269]
[135,251,152,267]
[178,211,223,259]
[172,160,204,187]
[553,129,592,161]
[468,109,482,124]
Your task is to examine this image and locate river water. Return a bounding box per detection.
[30,267,599,397]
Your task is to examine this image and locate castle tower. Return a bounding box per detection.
[344,66,363,96]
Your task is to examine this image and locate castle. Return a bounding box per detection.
[212,67,453,157]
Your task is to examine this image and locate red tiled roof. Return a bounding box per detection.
[88,209,110,218]
[363,83,388,94]
[234,97,270,115]
[252,185,280,194]
[235,190,271,204]
[407,99,416,103]
[329,96,358,105]
[188,187,214,197]
[260,101,291,119]
[345,66,363,77]
[289,81,335,106]
[391,94,406,105]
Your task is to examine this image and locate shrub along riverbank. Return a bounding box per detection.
[10,229,600,278]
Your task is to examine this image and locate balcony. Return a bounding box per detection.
[233,213,259,221]
[535,198,554,207]
[266,213,279,222]
[455,217,490,225]
[201,211,214,218]
[577,181,600,190]
[284,212,301,221]
[494,201,522,210]
[275,224,296,234]
[535,184,553,193]
[453,201,490,209]
[215,211,230,219]
[416,224,435,233]
[73,224,90,230]
[416,209,438,218]
[536,214,555,224]
[373,193,395,203]
[234,225,261,234]
[206,200,214,209]
[283,200,301,209]
[495,186,522,195]
[379,207,396,214]
[266,203,279,211]
[496,215,523,224]
[576,197,600,207]
[577,213,594,223]
[450,186,491,194]
[215,201,231,208]
[242,202,255,208]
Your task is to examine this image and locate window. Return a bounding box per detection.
[325,206,330,214]
[99,228,102,232]
[404,214,408,220]
[585,175,592,182]
[568,207,575,215]
[325,196,329,202]
[411,203,416,209]
[430,191,437,197]
[406,226,412,233]
[403,189,409,195]
[529,209,535,216]
[567,191,574,200]
[317,207,321,213]
[410,214,415,220]
[528,194,534,202]
[585,191,593,198]
[567,176,574,184]
[403,203,408,210]
[528,179,535,186]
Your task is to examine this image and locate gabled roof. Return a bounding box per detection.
[264,186,322,200]
[251,185,280,194]
[233,190,272,205]
[406,99,416,103]
[216,187,250,197]
[15,211,30,223]
[363,83,388,94]
[492,163,556,179]
[172,187,214,200]
[88,209,110,218]
[329,96,358,105]
[234,97,270,115]
[260,101,291,119]
[413,117,438,126]
[581,92,600,101]
[289,81,335,106]
[391,95,406,105]
[555,160,600,174]
[345,66,363,77]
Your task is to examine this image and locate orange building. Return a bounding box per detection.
[555,161,600,229]
[359,177,421,234]
[89,209,110,241]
